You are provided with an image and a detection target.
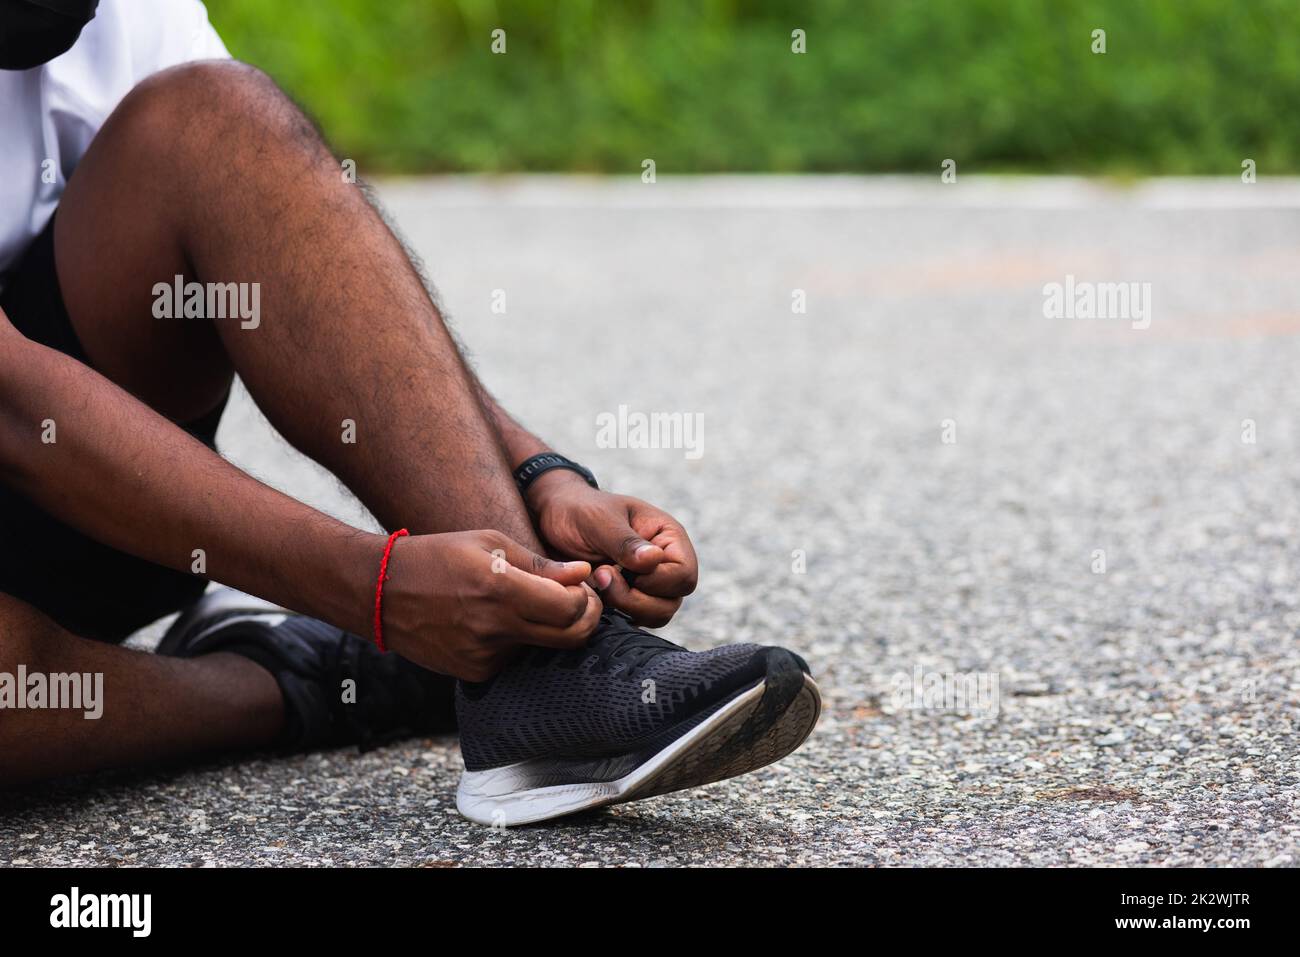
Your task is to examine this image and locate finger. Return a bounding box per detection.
[588,509,665,573]
[627,557,697,599]
[592,565,682,627]
[497,567,591,627]
[510,588,603,649]
[625,513,698,596]
[590,564,617,591]
[488,536,591,585]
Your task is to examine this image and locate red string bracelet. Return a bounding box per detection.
[372,528,409,652]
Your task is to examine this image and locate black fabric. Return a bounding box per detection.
[0,212,228,643]
[0,0,99,71]
[157,593,459,751]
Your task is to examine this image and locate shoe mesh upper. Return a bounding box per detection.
[456,633,766,771]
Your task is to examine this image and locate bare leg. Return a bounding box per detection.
[0,593,284,784]
[54,61,540,547]
[7,62,559,782]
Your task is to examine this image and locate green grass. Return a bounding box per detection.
[204,0,1300,175]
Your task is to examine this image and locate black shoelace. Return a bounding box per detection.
[554,610,683,677]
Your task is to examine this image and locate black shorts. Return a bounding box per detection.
[0,213,228,643]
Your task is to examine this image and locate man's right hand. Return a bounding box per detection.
[0,325,597,683]
[378,530,600,682]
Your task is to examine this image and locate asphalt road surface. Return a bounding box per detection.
[4,177,1299,866]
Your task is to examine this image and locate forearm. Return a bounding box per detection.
[474,380,548,466]
[0,333,380,635]
[472,381,593,511]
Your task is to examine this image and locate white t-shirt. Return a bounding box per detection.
[0,0,228,281]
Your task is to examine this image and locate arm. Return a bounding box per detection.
[472,379,700,627]
[0,319,378,634]
[0,317,599,676]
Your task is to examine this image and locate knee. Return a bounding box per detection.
[119,59,279,128]
[107,60,327,174]
[0,596,53,677]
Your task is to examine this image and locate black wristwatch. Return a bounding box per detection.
[513,452,598,495]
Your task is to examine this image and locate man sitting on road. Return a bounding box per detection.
[0,0,819,824]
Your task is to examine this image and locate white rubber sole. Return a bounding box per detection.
[456,673,821,827]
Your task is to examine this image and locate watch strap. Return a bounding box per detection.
[513,452,598,494]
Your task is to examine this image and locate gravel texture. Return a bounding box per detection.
[3,176,1299,866]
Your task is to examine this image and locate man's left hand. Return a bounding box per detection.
[528,472,698,627]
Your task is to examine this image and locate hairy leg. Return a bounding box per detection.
[54,61,540,547]
[5,63,560,782]
[0,593,283,784]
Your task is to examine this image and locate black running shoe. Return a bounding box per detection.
[454,610,821,825]
[158,589,457,752]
